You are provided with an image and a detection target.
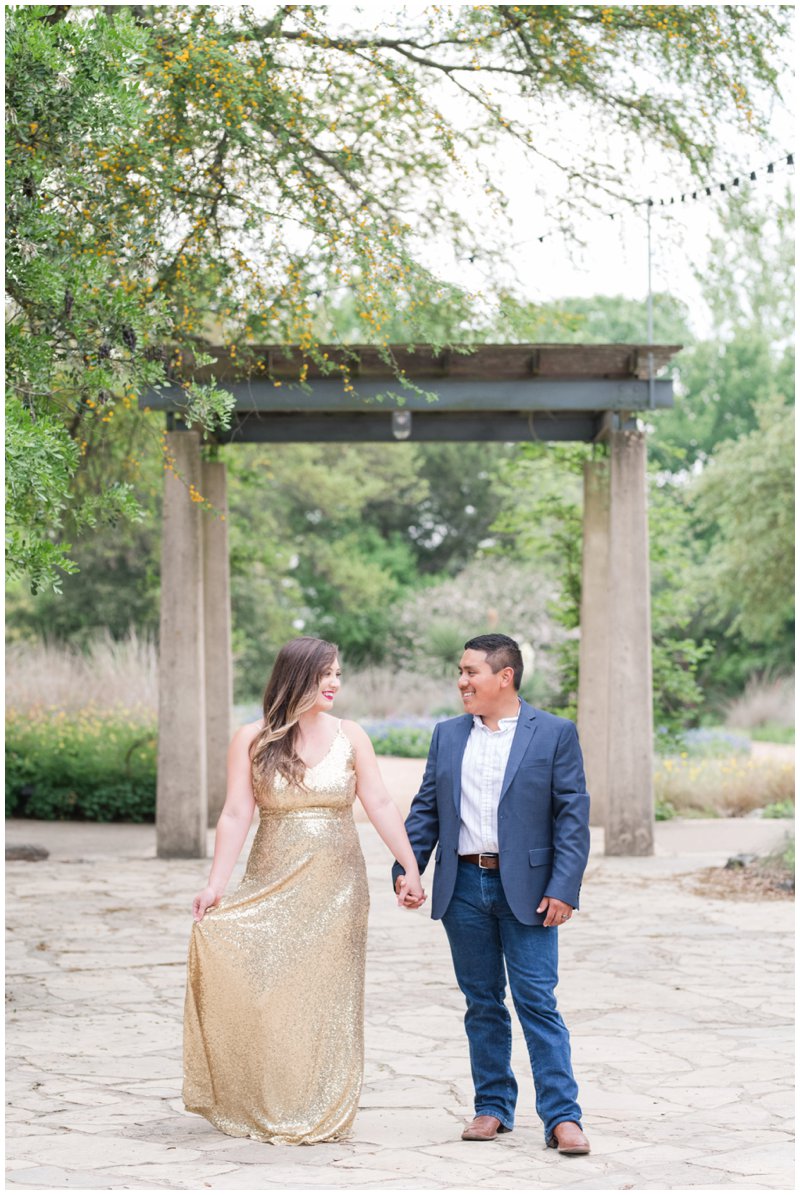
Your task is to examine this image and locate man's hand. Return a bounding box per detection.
[537,896,573,927]
[395,874,427,909]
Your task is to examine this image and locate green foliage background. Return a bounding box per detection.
[7,200,795,721]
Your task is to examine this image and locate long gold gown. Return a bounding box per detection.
[183,725,369,1144]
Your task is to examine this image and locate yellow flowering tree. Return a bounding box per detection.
[6,3,792,590]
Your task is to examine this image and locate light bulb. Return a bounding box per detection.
[391,410,412,441]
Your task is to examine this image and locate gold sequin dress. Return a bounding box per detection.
[183,725,369,1144]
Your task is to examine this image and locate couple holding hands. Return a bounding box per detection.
[184,633,591,1156]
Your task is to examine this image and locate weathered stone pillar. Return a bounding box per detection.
[578,458,610,829]
[605,427,655,856]
[156,431,208,858]
[202,458,233,826]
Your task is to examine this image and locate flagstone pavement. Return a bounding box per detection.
[5,797,794,1192]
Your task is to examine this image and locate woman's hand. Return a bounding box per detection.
[396,873,427,909]
[192,886,221,922]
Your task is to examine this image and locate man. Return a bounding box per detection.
[392,634,591,1154]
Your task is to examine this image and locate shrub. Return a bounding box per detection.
[763,800,795,820]
[384,558,563,700]
[6,706,156,822]
[362,717,440,758]
[749,724,795,745]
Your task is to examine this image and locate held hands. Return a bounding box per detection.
[192,886,222,922]
[536,895,573,927]
[395,874,427,910]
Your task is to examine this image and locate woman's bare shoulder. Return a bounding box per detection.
[340,718,371,748]
[231,720,264,750]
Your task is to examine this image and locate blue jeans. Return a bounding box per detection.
[441,860,582,1142]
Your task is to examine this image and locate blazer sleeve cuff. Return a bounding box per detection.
[543,883,581,911]
[391,860,405,894]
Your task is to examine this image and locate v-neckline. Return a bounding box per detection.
[299,724,342,772]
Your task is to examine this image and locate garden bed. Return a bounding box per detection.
[6,706,157,822]
[690,840,795,901]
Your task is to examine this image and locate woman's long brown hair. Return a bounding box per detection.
[249,637,339,791]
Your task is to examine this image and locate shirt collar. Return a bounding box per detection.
[472,702,521,732]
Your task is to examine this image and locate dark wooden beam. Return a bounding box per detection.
[142,342,680,443]
[145,377,674,415]
[213,410,611,443]
[145,341,682,386]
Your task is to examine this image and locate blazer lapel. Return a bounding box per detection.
[499,702,537,803]
[449,715,474,815]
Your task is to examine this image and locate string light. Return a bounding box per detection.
[646,152,792,205]
[522,153,793,246]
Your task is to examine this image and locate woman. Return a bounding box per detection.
[183,637,425,1144]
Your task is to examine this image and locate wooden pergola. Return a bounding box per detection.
[145,342,681,859]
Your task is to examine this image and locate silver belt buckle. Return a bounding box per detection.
[478,853,498,869]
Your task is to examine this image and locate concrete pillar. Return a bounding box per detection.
[202,459,233,826]
[577,458,610,829]
[605,427,655,856]
[156,431,208,858]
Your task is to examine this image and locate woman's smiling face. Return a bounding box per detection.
[313,658,342,712]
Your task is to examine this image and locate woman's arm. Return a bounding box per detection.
[192,722,258,921]
[344,721,426,904]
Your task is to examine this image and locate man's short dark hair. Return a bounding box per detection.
[464,634,523,691]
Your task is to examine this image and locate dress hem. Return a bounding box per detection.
[184,1103,355,1146]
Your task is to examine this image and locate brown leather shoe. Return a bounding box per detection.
[547,1121,590,1155]
[461,1115,511,1141]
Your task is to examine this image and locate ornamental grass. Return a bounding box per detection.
[654,754,795,818]
[5,631,158,714]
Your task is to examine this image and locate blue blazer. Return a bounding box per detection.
[392,700,591,926]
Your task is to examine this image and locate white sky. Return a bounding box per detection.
[247,1,795,338]
[450,136,794,340]
[382,2,795,338]
[411,9,796,340]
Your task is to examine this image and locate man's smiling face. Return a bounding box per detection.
[457,648,510,717]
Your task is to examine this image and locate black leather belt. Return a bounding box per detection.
[460,853,499,870]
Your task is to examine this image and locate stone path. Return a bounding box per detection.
[5,812,794,1191]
